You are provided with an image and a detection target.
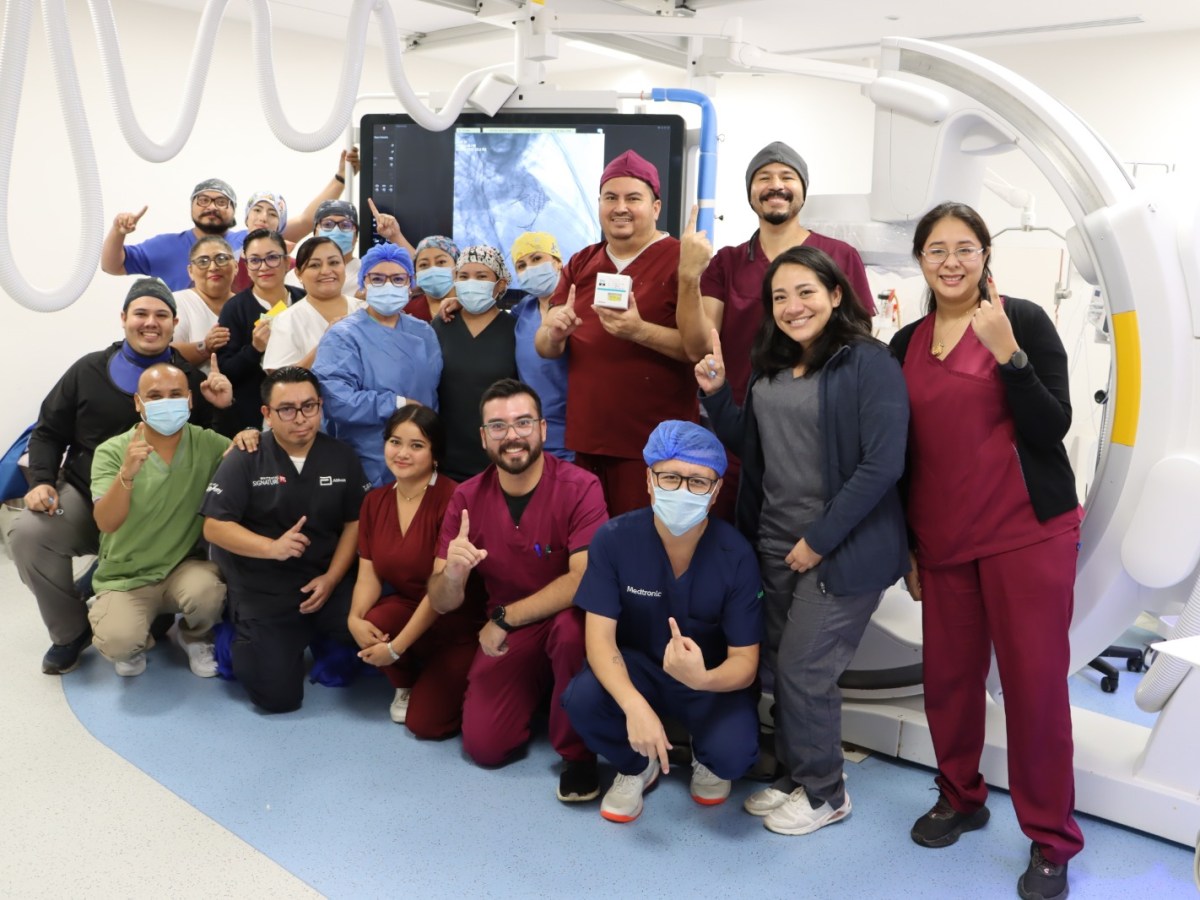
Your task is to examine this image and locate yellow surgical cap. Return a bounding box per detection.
[510,232,562,264]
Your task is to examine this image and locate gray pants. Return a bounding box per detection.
[10,481,100,645]
[760,552,881,809]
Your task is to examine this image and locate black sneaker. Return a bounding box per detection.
[910,792,990,847]
[42,626,93,675]
[557,759,600,803]
[1018,842,1069,900]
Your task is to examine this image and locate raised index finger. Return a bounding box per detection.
[209,352,220,375]
[133,205,149,221]
[290,515,307,533]
[685,203,698,234]
[667,616,682,640]
[564,284,576,312]
[367,197,381,218]
[710,328,724,365]
[458,510,470,539]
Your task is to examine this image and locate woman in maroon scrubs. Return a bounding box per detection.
[890,202,1082,900]
[348,405,482,737]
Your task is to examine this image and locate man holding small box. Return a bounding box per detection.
[536,150,697,516]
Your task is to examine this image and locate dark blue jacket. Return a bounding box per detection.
[701,338,910,595]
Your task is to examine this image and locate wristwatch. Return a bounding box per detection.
[490,605,515,632]
[1002,349,1029,371]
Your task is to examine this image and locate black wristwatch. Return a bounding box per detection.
[1002,349,1029,371]
[490,605,515,632]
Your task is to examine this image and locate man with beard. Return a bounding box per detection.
[428,379,609,803]
[102,179,250,291]
[14,278,233,675]
[536,150,697,517]
[676,142,874,406]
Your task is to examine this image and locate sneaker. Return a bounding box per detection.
[389,688,412,723]
[743,786,793,817]
[115,652,147,677]
[764,788,852,836]
[690,760,731,806]
[183,640,218,678]
[600,760,660,823]
[910,792,991,848]
[1018,843,1069,900]
[557,759,601,803]
[41,626,92,675]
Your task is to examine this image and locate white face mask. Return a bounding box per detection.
[520,261,560,298]
[456,279,498,314]
[651,485,711,536]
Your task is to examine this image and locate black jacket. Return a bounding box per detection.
[889,296,1078,522]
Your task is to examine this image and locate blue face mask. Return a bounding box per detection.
[366,283,410,317]
[319,227,355,255]
[140,397,190,437]
[651,485,712,536]
[520,261,560,298]
[456,279,498,314]
[415,266,454,299]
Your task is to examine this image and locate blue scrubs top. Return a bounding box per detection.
[574,508,763,666]
[312,309,442,487]
[511,295,573,461]
[125,228,249,290]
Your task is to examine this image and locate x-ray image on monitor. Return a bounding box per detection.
[453,128,603,272]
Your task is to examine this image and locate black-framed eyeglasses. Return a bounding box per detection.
[920,246,985,263]
[194,195,231,209]
[269,399,321,421]
[651,470,718,495]
[364,273,410,288]
[190,253,235,269]
[318,218,356,233]
[246,252,285,270]
[483,417,541,439]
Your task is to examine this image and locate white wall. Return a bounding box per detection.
[3,7,1198,481]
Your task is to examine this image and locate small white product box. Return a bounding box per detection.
[593,272,632,310]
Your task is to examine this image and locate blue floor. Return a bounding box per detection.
[62,637,1196,899]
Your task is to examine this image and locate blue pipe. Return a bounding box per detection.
[651,87,716,238]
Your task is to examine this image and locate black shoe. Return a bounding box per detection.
[910,792,990,848]
[557,759,600,803]
[1018,843,1069,900]
[42,626,93,675]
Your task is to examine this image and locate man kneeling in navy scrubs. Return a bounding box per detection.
[563,420,762,823]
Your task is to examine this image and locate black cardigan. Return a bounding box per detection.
[889,296,1078,522]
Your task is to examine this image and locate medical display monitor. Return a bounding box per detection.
[360,112,686,273]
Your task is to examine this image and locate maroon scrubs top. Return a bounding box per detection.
[902,309,1080,569]
[701,231,875,404]
[436,454,609,612]
[549,238,698,460]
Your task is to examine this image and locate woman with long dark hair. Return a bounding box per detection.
[890,202,1082,900]
[698,245,909,836]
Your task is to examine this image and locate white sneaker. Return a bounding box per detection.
[389,688,412,724]
[183,640,218,678]
[600,760,660,823]
[743,786,793,817]
[115,652,146,677]
[764,788,852,836]
[690,760,731,806]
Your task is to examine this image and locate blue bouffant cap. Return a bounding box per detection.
[642,420,727,477]
[358,243,414,289]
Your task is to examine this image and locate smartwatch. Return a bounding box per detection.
[490,605,515,632]
[1002,349,1029,371]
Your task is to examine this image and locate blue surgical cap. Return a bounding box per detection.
[359,242,415,289]
[642,420,727,477]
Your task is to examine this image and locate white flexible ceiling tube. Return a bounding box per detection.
[0,0,103,313]
[1134,572,1200,712]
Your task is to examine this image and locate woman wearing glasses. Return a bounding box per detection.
[215,229,307,435]
[889,202,1082,900]
[171,236,237,373]
[313,244,442,487]
[697,245,909,837]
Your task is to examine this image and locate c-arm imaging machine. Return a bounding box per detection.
[2,0,1197,865]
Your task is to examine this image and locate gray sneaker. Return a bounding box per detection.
[600,760,660,823]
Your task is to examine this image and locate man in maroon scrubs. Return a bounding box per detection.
[536,150,697,516]
[428,379,609,803]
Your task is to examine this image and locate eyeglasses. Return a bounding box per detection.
[190,253,235,269]
[650,470,718,495]
[194,195,231,209]
[364,273,410,288]
[246,252,285,270]
[269,399,321,421]
[921,246,985,263]
[483,417,540,439]
[318,218,356,233]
